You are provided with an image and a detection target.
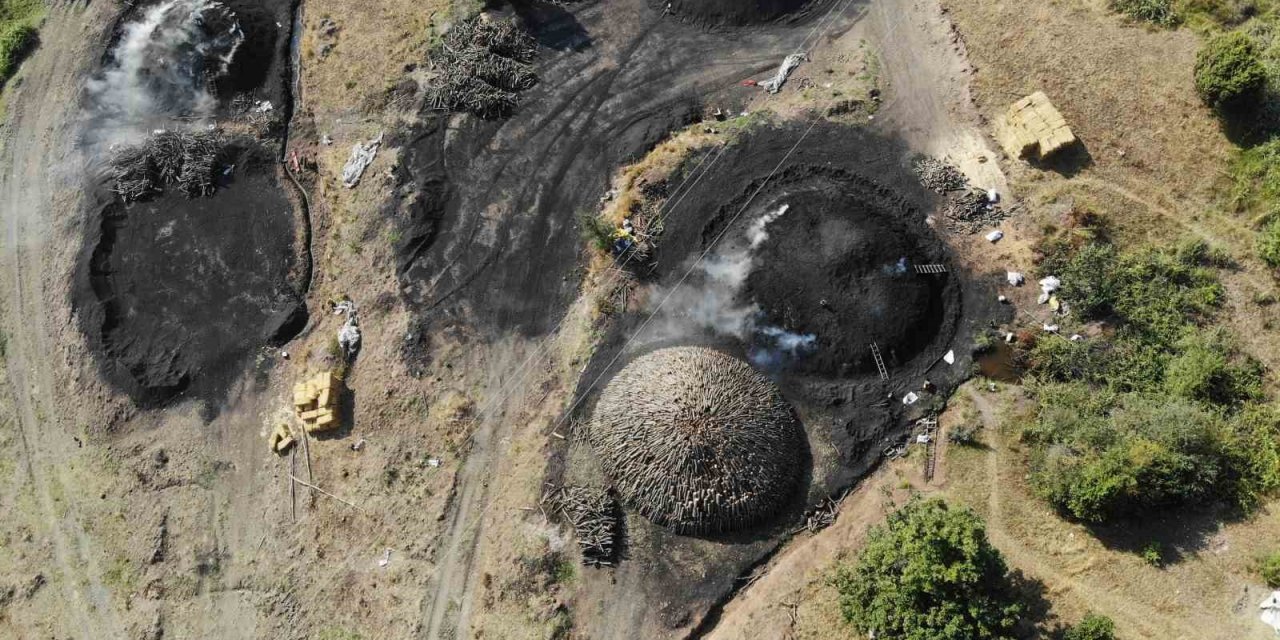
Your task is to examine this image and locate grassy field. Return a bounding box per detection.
[0,0,42,88]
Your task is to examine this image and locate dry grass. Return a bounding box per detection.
[727,384,1280,639]
[299,0,480,120]
[940,385,1280,639]
[941,0,1280,375]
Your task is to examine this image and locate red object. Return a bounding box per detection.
[740,79,758,87]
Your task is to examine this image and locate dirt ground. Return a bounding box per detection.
[2,0,1277,638]
[705,383,1280,640]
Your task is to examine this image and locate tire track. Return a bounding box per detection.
[0,4,128,637]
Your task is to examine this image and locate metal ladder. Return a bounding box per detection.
[914,264,948,274]
[870,342,889,381]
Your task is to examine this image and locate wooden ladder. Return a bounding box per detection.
[870,342,889,381]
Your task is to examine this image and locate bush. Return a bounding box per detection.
[1024,384,1238,522]
[1044,241,1222,345]
[1111,0,1180,26]
[949,423,981,446]
[1195,31,1266,108]
[1065,612,1117,640]
[1259,218,1280,268]
[1228,404,1280,509]
[579,213,614,253]
[1260,550,1280,587]
[1141,541,1165,566]
[832,498,1024,639]
[1230,138,1280,219]
[1162,329,1263,406]
[0,22,36,85]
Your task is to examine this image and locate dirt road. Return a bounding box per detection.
[0,2,128,638]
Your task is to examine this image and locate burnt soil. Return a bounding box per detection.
[76,157,306,407]
[74,0,305,407]
[658,0,824,27]
[555,123,998,638]
[391,0,860,350]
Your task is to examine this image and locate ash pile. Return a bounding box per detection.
[109,129,229,202]
[589,347,804,536]
[426,17,538,119]
[551,486,619,566]
[912,156,1009,234]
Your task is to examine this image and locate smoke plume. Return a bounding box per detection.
[641,203,818,370]
[86,0,244,147]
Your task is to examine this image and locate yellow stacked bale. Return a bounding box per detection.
[995,91,1077,160]
[269,422,296,454]
[292,370,341,434]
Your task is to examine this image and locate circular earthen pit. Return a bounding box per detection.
[740,167,951,376]
[588,347,804,535]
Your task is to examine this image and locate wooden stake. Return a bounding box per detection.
[289,474,363,511]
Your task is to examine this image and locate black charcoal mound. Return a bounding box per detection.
[589,347,804,535]
[741,167,949,376]
[78,148,305,406]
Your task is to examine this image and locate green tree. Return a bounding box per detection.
[1194,31,1266,108]
[833,498,1024,639]
[1065,612,1117,640]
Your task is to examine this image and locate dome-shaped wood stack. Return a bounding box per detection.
[589,347,803,535]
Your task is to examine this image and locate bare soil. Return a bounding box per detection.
[26,0,1265,637]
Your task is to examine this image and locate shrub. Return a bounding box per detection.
[1065,613,1117,640]
[832,498,1024,639]
[949,423,981,446]
[1024,385,1236,522]
[1259,218,1280,268]
[1231,138,1280,219]
[1194,31,1266,108]
[1141,541,1165,566]
[1228,404,1280,509]
[1111,0,1180,26]
[1162,329,1263,406]
[1045,241,1222,345]
[579,213,614,253]
[1260,550,1280,587]
[0,22,36,85]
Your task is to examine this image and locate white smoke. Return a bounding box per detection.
[86,0,244,146]
[640,203,817,369]
[746,203,788,249]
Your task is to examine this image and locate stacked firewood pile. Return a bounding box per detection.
[552,486,619,566]
[912,156,968,194]
[589,347,804,536]
[426,17,538,119]
[943,189,1009,234]
[799,496,839,534]
[109,129,227,202]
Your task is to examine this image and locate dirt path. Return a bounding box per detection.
[962,386,1274,639]
[421,340,540,639]
[963,388,1170,637]
[0,3,127,638]
[871,0,1005,193]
